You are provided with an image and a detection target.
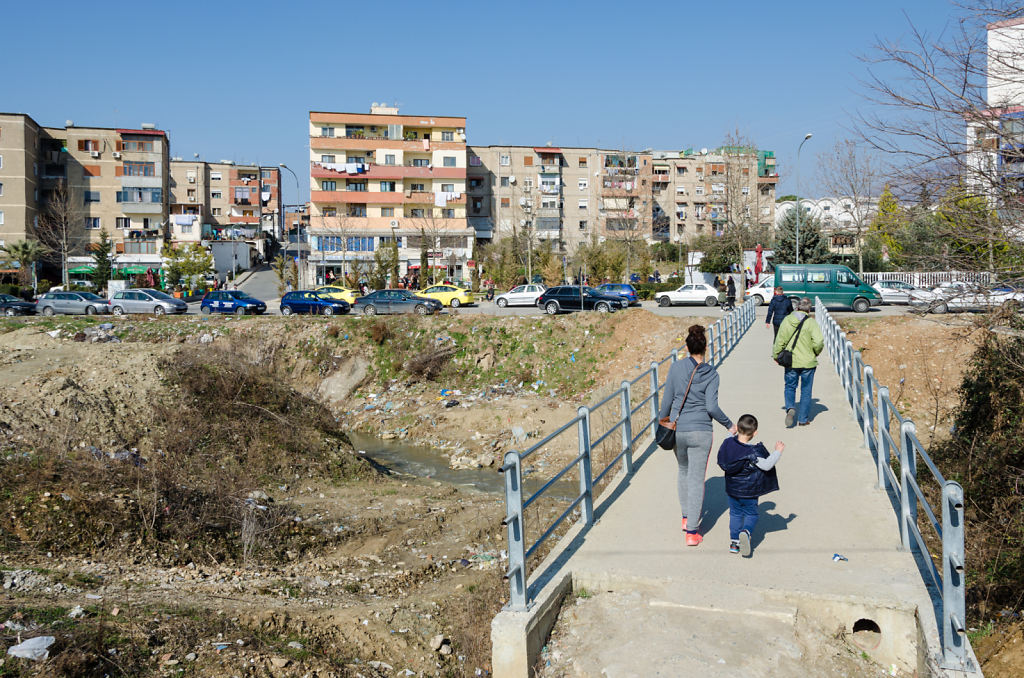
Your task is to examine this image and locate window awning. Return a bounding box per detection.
[533,147,562,154]
[68,265,96,274]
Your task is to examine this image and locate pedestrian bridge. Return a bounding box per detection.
[491,299,980,677]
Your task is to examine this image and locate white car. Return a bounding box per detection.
[909,281,1024,313]
[872,279,922,305]
[655,283,721,307]
[495,284,546,308]
[744,276,775,305]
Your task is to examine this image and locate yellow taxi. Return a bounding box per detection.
[314,285,357,304]
[415,284,475,307]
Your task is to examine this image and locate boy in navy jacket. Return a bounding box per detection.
[717,414,784,557]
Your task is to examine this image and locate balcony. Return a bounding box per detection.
[120,202,163,214]
[538,165,561,173]
[652,173,671,182]
[539,185,561,195]
[310,161,463,180]
[310,190,465,205]
[310,137,464,152]
[757,175,779,184]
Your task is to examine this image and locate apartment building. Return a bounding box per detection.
[0,113,42,248]
[467,144,778,253]
[308,104,474,284]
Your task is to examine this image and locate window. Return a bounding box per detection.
[210,171,222,181]
[83,165,100,177]
[116,187,161,203]
[187,188,196,200]
[499,154,510,166]
[381,207,394,217]
[84,217,100,230]
[123,161,155,177]
[409,208,425,217]
[469,155,482,166]
[523,156,533,167]
[346,236,376,252]
[578,199,588,209]
[410,183,425,192]
[442,156,456,167]
[711,183,725,194]
[348,205,367,217]
[412,158,430,167]
[116,217,130,229]
[181,223,193,234]
[500,176,510,187]
[346,181,367,192]
[578,178,588,191]
[77,139,99,151]
[379,181,396,192]
[441,131,454,141]
[441,183,454,192]
[500,198,510,208]
[695,186,705,195]
[837,270,858,285]
[261,169,273,179]
[808,271,828,283]
[321,126,335,137]
[579,220,587,230]
[84,191,100,203]
[384,154,396,166]
[234,186,251,201]
[211,190,222,200]
[741,186,750,195]
[442,208,455,218]
[779,270,804,283]
[322,207,336,217]
[212,207,222,216]
[321,155,335,163]
[677,166,688,175]
[541,198,557,209]
[322,180,336,191]
[0,210,3,225]
[524,178,533,191]
[676,186,687,195]
[119,139,154,152]
[0,182,3,196]
[0,155,3,169]
[471,198,482,212]
[578,157,587,167]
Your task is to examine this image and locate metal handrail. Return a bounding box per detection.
[814,297,971,672]
[500,298,758,612]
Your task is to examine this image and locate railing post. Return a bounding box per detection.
[649,361,660,426]
[838,332,848,390]
[851,351,864,412]
[619,381,633,475]
[877,386,890,491]
[863,365,875,451]
[576,406,594,526]
[500,450,527,611]
[941,480,969,670]
[706,325,715,365]
[898,419,919,551]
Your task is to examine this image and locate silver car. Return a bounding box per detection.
[110,288,188,316]
[35,291,111,316]
[872,279,921,305]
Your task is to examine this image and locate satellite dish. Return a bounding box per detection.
[700,148,708,155]
[519,197,526,206]
[509,176,516,184]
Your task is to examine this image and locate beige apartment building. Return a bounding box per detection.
[0,113,42,248]
[307,104,474,284]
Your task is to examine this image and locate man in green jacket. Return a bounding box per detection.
[772,297,825,427]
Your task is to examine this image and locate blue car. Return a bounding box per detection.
[280,290,351,316]
[201,290,267,315]
[597,283,640,306]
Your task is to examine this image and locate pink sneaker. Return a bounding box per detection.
[685,532,703,547]
[681,517,687,531]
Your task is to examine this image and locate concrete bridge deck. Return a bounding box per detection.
[494,318,978,677]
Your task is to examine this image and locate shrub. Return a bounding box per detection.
[405,346,456,381]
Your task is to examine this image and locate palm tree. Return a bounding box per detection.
[0,239,47,289]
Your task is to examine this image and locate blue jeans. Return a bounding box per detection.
[783,366,816,424]
[728,495,759,541]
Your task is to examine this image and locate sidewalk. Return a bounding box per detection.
[554,323,945,675]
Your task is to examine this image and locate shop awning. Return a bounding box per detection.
[68,265,95,274]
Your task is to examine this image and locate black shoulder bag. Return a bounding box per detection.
[655,358,698,450]
[775,316,808,368]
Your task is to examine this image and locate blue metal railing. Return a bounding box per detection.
[499,299,757,611]
[814,297,972,672]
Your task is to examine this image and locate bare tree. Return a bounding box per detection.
[818,139,880,273]
[600,150,652,282]
[36,180,84,286]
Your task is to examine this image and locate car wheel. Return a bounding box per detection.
[282,306,294,316]
[450,298,461,308]
[363,305,377,316]
[658,296,670,307]
[112,306,125,316]
[85,305,97,315]
[496,298,508,308]
[705,296,717,306]
[4,308,16,317]
[752,295,765,306]
[852,297,870,313]
[933,302,949,314]
[415,304,430,316]
[234,306,246,316]
[154,306,165,316]
[545,302,559,315]
[201,305,212,315]
[323,306,335,316]
[42,306,55,316]
[596,302,610,313]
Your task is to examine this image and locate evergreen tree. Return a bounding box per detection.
[90,230,113,290]
[772,208,830,265]
[868,185,905,264]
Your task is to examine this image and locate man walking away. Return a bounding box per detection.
[772,297,824,428]
[765,287,794,339]
[726,277,736,311]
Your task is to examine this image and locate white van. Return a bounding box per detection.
[744,276,775,305]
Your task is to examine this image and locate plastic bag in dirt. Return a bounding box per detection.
[8,635,56,660]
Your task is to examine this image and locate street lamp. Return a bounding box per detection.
[279,163,300,270]
[795,133,813,265]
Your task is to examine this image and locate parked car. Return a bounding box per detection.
[536,286,627,314]
[909,281,1024,313]
[35,291,111,316]
[49,280,96,292]
[494,284,546,308]
[279,291,351,316]
[109,288,188,316]
[744,276,775,305]
[200,290,267,315]
[872,279,923,305]
[416,284,475,307]
[0,293,36,316]
[315,285,358,304]
[596,283,640,306]
[774,264,881,313]
[655,283,721,307]
[352,289,442,316]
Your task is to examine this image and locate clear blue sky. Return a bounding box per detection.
[3,0,960,201]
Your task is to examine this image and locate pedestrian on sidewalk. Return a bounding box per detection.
[764,287,793,339]
[772,297,825,428]
[658,325,737,547]
[726,277,736,310]
[717,284,728,309]
[717,414,783,557]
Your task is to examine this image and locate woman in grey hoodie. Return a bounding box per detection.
[658,325,736,546]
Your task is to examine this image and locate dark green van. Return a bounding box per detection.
[775,264,881,313]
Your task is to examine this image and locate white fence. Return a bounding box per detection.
[858,271,993,286]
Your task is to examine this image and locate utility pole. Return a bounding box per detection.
[795,133,813,264]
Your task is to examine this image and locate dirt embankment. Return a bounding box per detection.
[0,310,708,677]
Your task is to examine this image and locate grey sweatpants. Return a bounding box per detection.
[674,430,715,529]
